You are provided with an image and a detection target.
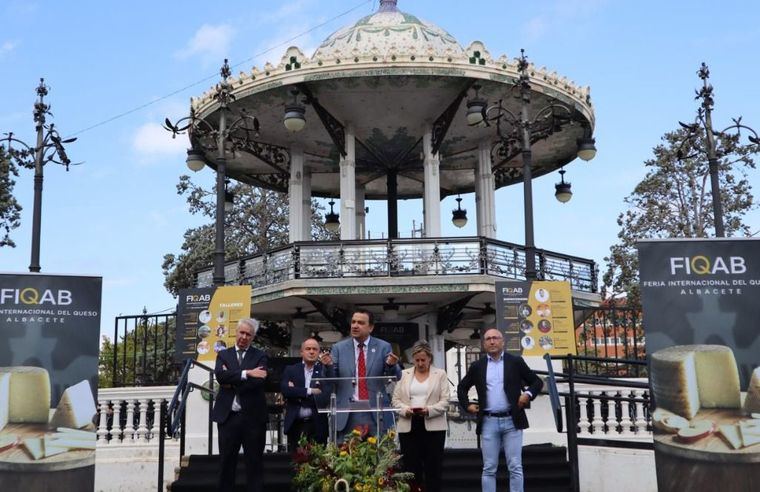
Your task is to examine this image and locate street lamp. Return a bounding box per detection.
[1,78,77,272]
[451,195,468,228]
[164,59,261,286]
[676,63,759,238]
[555,168,572,203]
[466,49,596,279]
[324,199,340,233]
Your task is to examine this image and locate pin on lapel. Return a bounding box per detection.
[371,348,376,353]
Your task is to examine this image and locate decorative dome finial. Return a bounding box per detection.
[378,0,398,13]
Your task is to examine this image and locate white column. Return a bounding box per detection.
[474,166,484,235]
[301,167,312,241]
[97,400,109,444]
[136,399,149,442]
[125,399,136,442]
[355,185,365,239]
[339,125,357,240]
[110,400,122,442]
[290,326,308,357]
[477,140,496,237]
[289,146,305,243]
[423,127,441,237]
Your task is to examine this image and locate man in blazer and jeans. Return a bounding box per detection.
[212,318,268,492]
[457,328,543,492]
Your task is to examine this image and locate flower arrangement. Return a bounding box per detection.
[292,425,414,492]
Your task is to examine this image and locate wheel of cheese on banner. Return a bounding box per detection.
[651,345,741,419]
[745,367,760,415]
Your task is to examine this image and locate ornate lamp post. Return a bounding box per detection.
[164,60,260,286]
[1,79,76,272]
[468,50,596,279]
[677,63,759,237]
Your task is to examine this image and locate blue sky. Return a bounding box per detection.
[1,0,759,339]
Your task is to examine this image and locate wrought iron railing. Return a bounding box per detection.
[574,306,645,377]
[196,236,598,293]
[107,311,179,387]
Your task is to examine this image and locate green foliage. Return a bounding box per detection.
[98,317,177,388]
[292,427,413,492]
[162,176,331,296]
[603,127,758,307]
[0,146,24,248]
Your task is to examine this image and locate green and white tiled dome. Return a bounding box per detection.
[312,0,464,62]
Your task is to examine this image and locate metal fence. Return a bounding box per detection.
[107,311,179,387]
[573,306,645,377]
[196,236,599,293]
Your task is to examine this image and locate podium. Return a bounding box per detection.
[312,375,399,443]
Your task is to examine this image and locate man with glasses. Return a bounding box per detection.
[457,328,543,492]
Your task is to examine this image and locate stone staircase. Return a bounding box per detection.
[169,444,572,491]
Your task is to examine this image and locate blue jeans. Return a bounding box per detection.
[480,415,523,492]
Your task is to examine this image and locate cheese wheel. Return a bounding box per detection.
[651,345,741,419]
[0,366,51,423]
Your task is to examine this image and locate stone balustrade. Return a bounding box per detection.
[96,386,176,446]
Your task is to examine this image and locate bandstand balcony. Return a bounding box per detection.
[195,236,597,293]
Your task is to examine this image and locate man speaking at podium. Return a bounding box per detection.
[323,309,402,439]
[212,318,268,492]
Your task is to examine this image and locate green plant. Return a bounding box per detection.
[292,425,414,492]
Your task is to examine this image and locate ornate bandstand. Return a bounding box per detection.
[187,0,600,358]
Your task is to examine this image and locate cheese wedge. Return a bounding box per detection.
[49,379,95,429]
[744,367,760,414]
[44,436,96,451]
[739,420,760,447]
[718,424,742,450]
[0,366,51,423]
[651,345,741,419]
[0,372,9,431]
[0,435,18,452]
[54,427,96,439]
[22,438,45,460]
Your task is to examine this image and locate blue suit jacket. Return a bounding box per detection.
[327,336,401,431]
[280,362,330,442]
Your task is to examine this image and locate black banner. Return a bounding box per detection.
[0,272,102,491]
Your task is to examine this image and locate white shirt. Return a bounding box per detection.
[409,377,429,408]
[299,363,316,418]
[232,346,248,412]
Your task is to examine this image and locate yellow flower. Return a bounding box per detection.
[378,477,385,485]
[355,484,363,491]
[387,430,396,439]
[367,437,377,445]
[352,429,361,436]
[340,450,348,457]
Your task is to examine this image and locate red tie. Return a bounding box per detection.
[357,342,368,400]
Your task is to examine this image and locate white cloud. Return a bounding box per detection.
[175,24,235,63]
[0,40,18,58]
[132,122,188,163]
[522,17,548,43]
[256,0,315,25]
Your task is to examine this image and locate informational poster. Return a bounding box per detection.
[175,285,252,363]
[638,238,760,491]
[495,280,575,356]
[0,273,102,491]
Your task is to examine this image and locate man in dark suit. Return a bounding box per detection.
[280,337,331,451]
[457,328,543,492]
[212,318,268,492]
[323,309,401,439]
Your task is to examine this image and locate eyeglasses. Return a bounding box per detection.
[484,336,503,342]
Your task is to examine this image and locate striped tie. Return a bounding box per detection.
[357,342,368,400]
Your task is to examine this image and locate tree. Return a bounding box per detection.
[98,316,178,388]
[162,176,332,295]
[603,126,758,307]
[0,146,24,248]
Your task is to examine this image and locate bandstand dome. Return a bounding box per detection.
[190,0,595,201]
[312,1,465,62]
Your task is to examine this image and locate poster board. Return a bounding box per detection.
[0,273,102,491]
[638,238,760,491]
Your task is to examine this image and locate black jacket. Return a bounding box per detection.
[211,346,268,424]
[457,352,543,434]
[280,362,330,442]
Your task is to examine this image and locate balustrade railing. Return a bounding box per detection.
[196,236,598,292]
[96,386,175,445]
